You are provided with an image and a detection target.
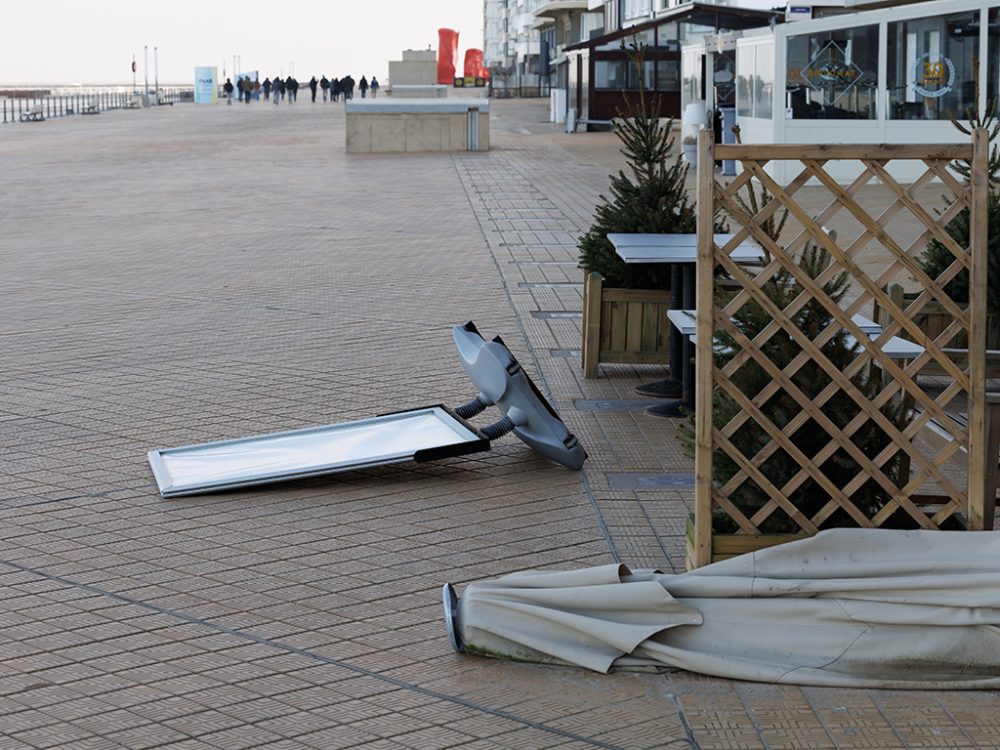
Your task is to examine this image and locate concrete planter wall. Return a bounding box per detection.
[345,99,489,154]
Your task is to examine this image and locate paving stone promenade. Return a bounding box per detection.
[1,99,997,749]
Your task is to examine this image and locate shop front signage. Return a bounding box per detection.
[798,41,864,106]
[912,53,955,99]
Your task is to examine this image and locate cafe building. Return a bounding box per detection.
[563,3,776,128]
[683,0,1000,183]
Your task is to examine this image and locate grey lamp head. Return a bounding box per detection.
[453,322,586,471]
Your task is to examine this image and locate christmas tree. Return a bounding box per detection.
[577,44,696,290]
[680,245,913,533]
[919,100,1000,315]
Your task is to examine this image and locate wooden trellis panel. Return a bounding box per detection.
[691,130,989,568]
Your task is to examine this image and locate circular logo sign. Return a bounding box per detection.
[913,53,955,99]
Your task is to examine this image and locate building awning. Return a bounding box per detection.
[530,16,556,30]
[565,2,776,52]
[535,0,590,19]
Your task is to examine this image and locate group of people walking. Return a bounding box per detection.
[222,76,261,103]
[307,75,379,102]
[222,74,379,104]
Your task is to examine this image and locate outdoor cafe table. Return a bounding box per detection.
[667,307,924,413]
[608,233,766,417]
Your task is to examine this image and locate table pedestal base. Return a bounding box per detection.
[635,378,682,398]
[645,400,692,418]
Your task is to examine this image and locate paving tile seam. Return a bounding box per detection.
[919,695,980,748]
[666,689,705,750]
[488,144,692,572]
[451,151,627,567]
[0,485,154,510]
[0,556,637,750]
[452,142,687,573]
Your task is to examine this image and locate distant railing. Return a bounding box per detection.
[1,88,194,124]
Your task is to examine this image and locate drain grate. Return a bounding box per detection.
[532,311,583,319]
[510,260,580,266]
[607,473,696,489]
[518,282,583,289]
[575,399,664,411]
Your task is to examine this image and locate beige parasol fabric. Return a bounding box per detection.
[453,529,1000,688]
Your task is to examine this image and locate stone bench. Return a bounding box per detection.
[345,99,490,154]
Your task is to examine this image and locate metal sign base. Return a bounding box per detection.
[147,322,585,498]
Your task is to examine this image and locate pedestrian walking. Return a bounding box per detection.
[286,77,295,102]
[262,77,271,100]
[341,74,355,101]
[309,76,318,102]
[223,77,234,104]
[369,77,379,97]
[358,76,369,99]
[235,77,244,103]
[320,76,329,101]
[331,77,341,102]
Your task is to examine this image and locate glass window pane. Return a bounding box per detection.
[786,25,879,119]
[631,29,656,47]
[654,22,678,48]
[626,59,655,90]
[713,51,736,108]
[679,15,716,44]
[596,38,625,52]
[888,12,979,120]
[737,45,754,117]
[682,49,703,108]
[657,60,680,91]
[623,0,652,22]
[754,44,774,119]
[595,60,627,89]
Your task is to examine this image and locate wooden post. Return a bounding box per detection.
[967,128,989,529]
[582,272,604,378]
[693,127,716,568]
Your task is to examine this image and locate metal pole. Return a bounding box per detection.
[154,46,159,105]
[144,45,149,106]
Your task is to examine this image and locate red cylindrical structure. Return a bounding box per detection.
[438,28,459,84]
[464,49,485,79]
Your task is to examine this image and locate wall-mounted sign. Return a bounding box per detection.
[799,41,864,106]
[913,53,955,99]
[786,5,812,21]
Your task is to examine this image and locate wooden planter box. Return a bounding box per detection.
[581,271,671,378]
[684,515,806,568]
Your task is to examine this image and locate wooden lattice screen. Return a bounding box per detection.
[690,130,990,568]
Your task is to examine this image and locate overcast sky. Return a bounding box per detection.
[1,1,484,85]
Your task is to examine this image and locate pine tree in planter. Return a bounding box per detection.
[578,44,700,376]
[918,101,1000,344]
[578,48,695,290]
[679,245,915,537]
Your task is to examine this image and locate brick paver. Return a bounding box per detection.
[1,98,997,749]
